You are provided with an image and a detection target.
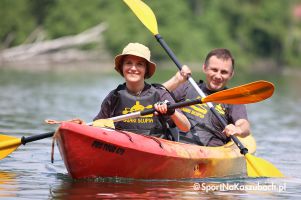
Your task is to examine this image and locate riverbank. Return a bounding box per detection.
[1,48,301,78]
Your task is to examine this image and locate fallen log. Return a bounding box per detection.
[0,23,107,66]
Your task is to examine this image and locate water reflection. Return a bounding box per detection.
[49,176,291,199]
[0,171,17,198]
[50,178,216,199]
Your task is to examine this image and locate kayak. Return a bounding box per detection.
[56,122,256,179]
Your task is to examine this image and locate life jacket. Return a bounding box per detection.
[177,81,230,146]
[110,83,174,140]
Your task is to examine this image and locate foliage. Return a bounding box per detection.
[0,0,36,48]
[0,0,300,69]
[43,0,108,38]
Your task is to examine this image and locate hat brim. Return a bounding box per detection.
[114,54,156,79]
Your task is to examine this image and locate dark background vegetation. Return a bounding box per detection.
[1,0,301,71]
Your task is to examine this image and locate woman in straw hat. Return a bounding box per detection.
[94,43,190,140]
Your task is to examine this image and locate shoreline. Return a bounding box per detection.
[1,58,301,77]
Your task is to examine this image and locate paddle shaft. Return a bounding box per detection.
[155,34,248,155]
[155,35,213,106]
[109,98,203,122]
[21,131,54,145]
[19,122,93,145]
[12,98,207,146]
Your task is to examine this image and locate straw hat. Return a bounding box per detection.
[114,43,156,79]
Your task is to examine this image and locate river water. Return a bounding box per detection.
[0,68,300,199]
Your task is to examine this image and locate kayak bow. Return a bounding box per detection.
[56,122,256,179]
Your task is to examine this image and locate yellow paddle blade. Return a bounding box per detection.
[0,134,22,160]
[124,0,159,35]
[202,80,274,104]
[245,153,284,178]
[92,119,115,129]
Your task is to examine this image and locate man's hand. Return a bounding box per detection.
[163,65,191,91]
[222,124,243,137]
[223,119,250,137]
[176,65,191,83]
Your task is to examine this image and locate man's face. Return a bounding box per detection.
[203,55,234,91]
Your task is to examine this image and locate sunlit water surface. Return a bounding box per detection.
[0,69,300,199]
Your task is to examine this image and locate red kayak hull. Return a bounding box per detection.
[56,122,256,179]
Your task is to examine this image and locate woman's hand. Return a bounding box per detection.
[154,100,175,116]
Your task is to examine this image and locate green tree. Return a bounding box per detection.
[234,0,291,70]
[44,0,108,38]
[0,0,36,48]
[1,0,300,70]
[29,0,57,25]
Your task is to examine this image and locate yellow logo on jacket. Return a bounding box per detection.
[181,98,225,118]
[122,101,154,123]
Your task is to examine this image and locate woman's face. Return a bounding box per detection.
[122,55,147,84]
